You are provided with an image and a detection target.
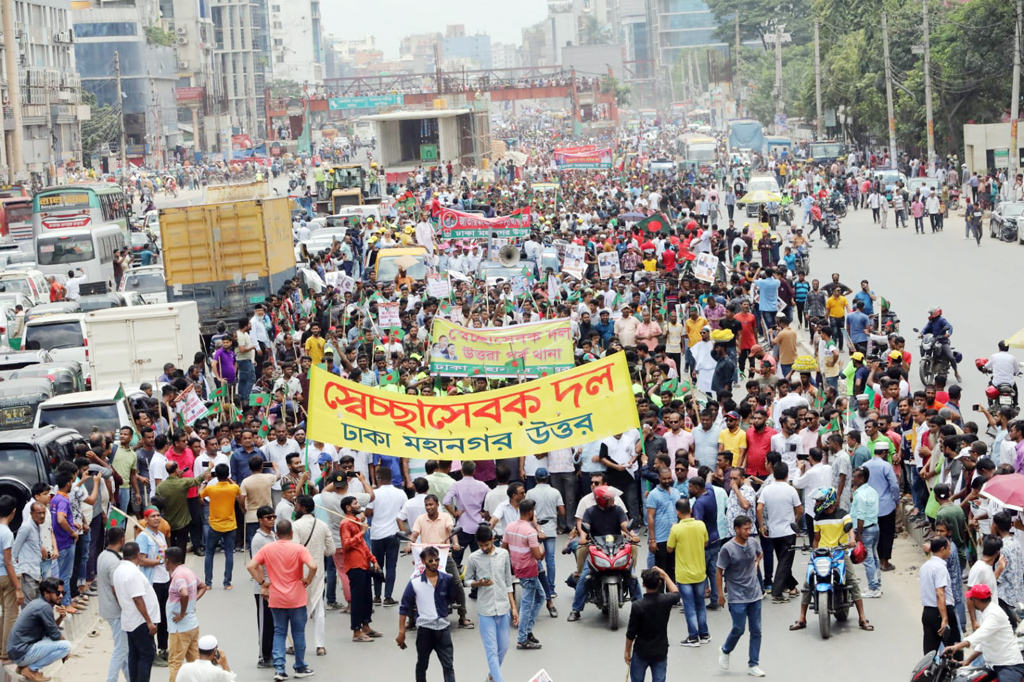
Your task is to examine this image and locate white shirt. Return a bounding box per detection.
[575,488,627,520]
[601,431,640,474]
[264,438,301,491]
[967,602,1024,665]
[176,660,238,682]
[149,452,169,497]
[770,432,806,481]
[792,463,834,517]
[757,482,802,537]
[988,351,1020,388]
[967,560,999,602]
[484,485,508,517]
[367,485,407,540]
[113,560,160,632]
[491,500,521,536]
[194,452,230,479]
[397,493,427,531]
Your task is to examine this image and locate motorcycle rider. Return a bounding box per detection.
[987,341,1021,403]
[944,584,1024,682]
[787,487,874,632]
[567,486,641,623]
[920,307,962,383]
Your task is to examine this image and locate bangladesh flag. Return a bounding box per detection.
[503,358,525,373]
[249,393,272,407]
[381,371,400,386]
[438,301,453,316]
[258,419,271,439]
[210,384,228,400]
[107,506,127,528]
[635,212,671,235]
[521,265,533,279]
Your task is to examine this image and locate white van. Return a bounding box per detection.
[33,387,136,438]
[35,223,122,293]
[22,314,90,385]
[0,269,51,305]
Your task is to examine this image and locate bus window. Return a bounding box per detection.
[37,235,95,265]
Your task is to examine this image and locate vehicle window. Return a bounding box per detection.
[376,257,426,282]
[122,272,165,293]
[37,403,121,436]
[1004,204,1024,217]
[0,446,40,482]
[24,321,85,351]
[37,235,96,265]
[0,278,30,295]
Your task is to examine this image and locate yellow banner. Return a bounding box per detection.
[429,318,575,378]
[306,353,639,460]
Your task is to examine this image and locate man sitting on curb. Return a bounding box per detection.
[6,577,72,682]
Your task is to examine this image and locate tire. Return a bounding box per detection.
[919,358,934,386]
[607,582,621,631]
[818,596,832,639]
[835,606,850,622]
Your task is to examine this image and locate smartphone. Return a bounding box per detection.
[797,453,810,461]
[973,404,981,411]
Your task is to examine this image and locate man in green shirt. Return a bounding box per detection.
[933,483,967,568]
[111,427,140,514]
[154,461,204,551]
[863,420,895,463]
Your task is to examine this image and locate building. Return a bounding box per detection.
[267,0,324,86]
[210,0,260,138]
[363,107,489,178]
[1,0,84,183]
[963,123,1023,176]
[73,0,180,169]
[491,42,522,70]
[442,27,491,70]
[651,0,724,63]
[399,32,440,73]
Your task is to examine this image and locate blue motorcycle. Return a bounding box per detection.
[806,545,853,639]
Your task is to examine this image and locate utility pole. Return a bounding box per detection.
[922,0,935,164]
[882,12,898,169]
[1011,0,1022,177]
[735,14,742,116]
[774,23,784,132]
[2,0,25,180]
[814,18,823,138]
[433,42,443,97]
[115,51,127,173]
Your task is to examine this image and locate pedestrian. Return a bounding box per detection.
[944,584,1024,681]
[756,462,803,602]
[5,577,72,682]
[155,462,203,554]
[369,466,406,607]
[13,502,46,604]
[716,514,765,677]
[408,494,469,628]
[850,466,882,597]
[291,495,334,657]
[645,467,681,578]
[0,494,24,659]
[442,461,490,566]
[338,495,381,643]
[49,473,76,609]
[248,506,276,668]
[863,440,900,572]
[524,468,564,615]
[175,635,235,682]
[466,525,517,682]
[113,542,160,682]
[239,454,276,551]
[503,498,545,650]
[165,546,206,682]
[920,536,961,656]
[667,497,709,647]
[97,526,129,682]
[136,506,171,667]
[624,566,679,682]
[199,463,239,589]
[689,475,722,607]
[396,546,456,682]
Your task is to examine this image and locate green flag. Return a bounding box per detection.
[107,506,127,528]
[258,419,271,440]
[381,371,400,386]
[210,384,228,400]
[634,212,671,236]
[249,393,273,407]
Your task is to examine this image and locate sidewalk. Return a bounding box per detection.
[2,597,100,682]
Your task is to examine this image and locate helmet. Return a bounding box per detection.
[976,358,990,371]
[593,486,617,510]
[813,487,838,516]
[928,307,942,320]
[985,385,1001,401]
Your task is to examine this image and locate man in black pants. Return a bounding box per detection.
[919,537,961,658]
[756,462,803,603]
[397,546,457,682]
[249,506,276,668]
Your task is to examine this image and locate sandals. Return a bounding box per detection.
[316,647,327,656]
[859,619,875,631]
[789,621,807,631]
[457,619,476,629]
[365,630,383,638]
[351,635,375,643]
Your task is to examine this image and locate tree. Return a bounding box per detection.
[705,0,814,48]
[600,75,631,107]
[268,79,303,99]
[80,90,120,166]
[579,15,611,45]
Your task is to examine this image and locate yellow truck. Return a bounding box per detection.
[160,198,295,336]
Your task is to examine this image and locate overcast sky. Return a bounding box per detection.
[324,1,551,59]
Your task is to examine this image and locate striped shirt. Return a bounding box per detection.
[503,518,540,578]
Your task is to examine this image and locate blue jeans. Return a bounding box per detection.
[326,560,337,605]
[517,576,544,643]
[245,522,259,552]
[540,536,556,599]
[572,562,591,612]
[118,487,131,514]
[705,540,722,604]
[910,466,929,514]
[371,534,400,600]
[679,581,709,640]
[13,638,72,672]
[479,613,511,682]
[861,524,881,591]
[105,616,130,682]
[57,546,74,606]
[237,359,255,401]
[629,651,668,682]
[204,528,235,587]
[271,606,307,674]
[722,599,762,668]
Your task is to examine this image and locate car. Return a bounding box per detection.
[24,301,81,324]
[0,292,35,311]
[907,177,940,200]
[745,174,782,217]
[4,361,86,395]
[0,426,89,530]
[129,231,159,263]
[22,314,89,383]
[76,292,128,312]
[0,269,50,305]
[986,201,1024,242]
[872,168,908,196]
[0,350,54,372]
[33,387,137,438]
[118,266,167,305]
[0,377,56,431]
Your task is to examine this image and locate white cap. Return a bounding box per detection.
[198,635,218,651]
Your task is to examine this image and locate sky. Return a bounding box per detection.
[322,0,551,60]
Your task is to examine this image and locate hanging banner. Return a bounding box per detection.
[597,251,622,279]
[306,353,639,460]
[429,318,574,378]
[436,207,532,239]
[553,145,596,161]
[426,273,451,298]
[562,244,586,279]
[378,302,400,328]
[556,148,613,170]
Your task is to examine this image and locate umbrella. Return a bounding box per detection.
[619,212,647,222]
[737,189,782,204]
[1006,326,1024,349]
[393,254,419,270]
[981,473,1024,511]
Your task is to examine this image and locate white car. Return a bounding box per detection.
[119,266,167,305]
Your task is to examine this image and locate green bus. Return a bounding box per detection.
[32,183,130,246]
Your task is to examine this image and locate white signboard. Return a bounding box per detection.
[378,302,400,328]
[562,244,586,278]
[597,251,622,279]
[177,386,207,425]
[426,273,451,298]
[693,252,719,283]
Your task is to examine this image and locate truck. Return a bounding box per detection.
[728,119,766,154]
[808,140,846,164]
[84,302,203,391]
[159,198,295,336]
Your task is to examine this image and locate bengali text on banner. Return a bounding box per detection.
[306,353,639,460]
[556,148,613,170]
[436,206,531,239]
[429,318,575,378]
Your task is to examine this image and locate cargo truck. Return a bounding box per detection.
[160,198,295,336]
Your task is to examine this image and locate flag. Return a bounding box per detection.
[503,358,525,374]
[107,506,127,528]
[438,300,453,316]
[635,212,671,235]
[114,384,125,402]
[249,392,272,407]
[521,265,533,279]
[210,384,227,400]
[258,419,271,439]
[381,371,400,386]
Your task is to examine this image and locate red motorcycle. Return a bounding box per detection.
[579,526,638,631]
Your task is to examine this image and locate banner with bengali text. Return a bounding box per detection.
[436,206,531,239]
[306,353,639,460]
[556,148,613,170]
[429,318,574,378]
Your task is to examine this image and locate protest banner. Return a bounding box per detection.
[306,352,639,460]
[425,273,451,298]
[176,385,207,425]
[378,302,400,328]
[326,271,356,294]
[562,244,586,278]
[597,251,622,279]
[556,148,613,170]
[693,252,719,283]
[409,544,451,577]
[436,206,531,239]
[552,145,596,161]
[429,318,574,378]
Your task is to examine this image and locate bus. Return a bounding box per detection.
[1,197,33,248]
[35,223,123,293]
[32,183,130,246]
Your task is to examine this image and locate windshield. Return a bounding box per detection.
[24,321,85,351]
[810,143,843,158]
[1004,204,1024,217]
[37,235,95,265]
[37,402,121,436]
[687,145,716,161]
[0,277,29,294]
[122,272,165,294]
[748,178,780,193]
[130,233,150,247]
[0,446,40,481]
[6,204,31,223]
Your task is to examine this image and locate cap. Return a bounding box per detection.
[701,325,712,332]
[324,347,335,355]
[725,411,740,420]
[873,441,890,452]
[856,393,871,402]
[329,471,347,487]
[198,635,218,652]
[888,350,903,360]
[965,584,992,600]
[850,352,865,361]
[535,467,549,479]
[935,485,951,500]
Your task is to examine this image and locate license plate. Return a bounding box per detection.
[1000,396,1013,405]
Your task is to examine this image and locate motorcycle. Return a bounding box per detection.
[976,358,1020,417]
[781,204,794,226]
[805,540,854,639]
[949,186,961,211]
[576,524,638,631]
[914,329,961,386]
[911,651,997,682]
[822,213,841,248]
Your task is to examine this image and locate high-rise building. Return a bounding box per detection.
[210,0,260,138]
[399,32,440,73]
[491,43,522,70]
[1,0,84,183]
[442,29,491,70]
[266,0,324,86]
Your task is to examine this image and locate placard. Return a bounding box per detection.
[693,252,718,283]
[597,251,622,279]
[562,244,586,278]
[378,302,400,329]
[429,318,574,378]
[426,273,451,298]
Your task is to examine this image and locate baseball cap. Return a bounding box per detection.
[535,467,549,479]
[850,352,865,361]
[888,350,903,360]
[965,584,992,600]
[725,411,740,420]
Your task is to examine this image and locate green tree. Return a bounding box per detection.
[705,0,814,48]
[268,79,303,99]
[80,90,120,166]
[600,75,631,106]
[579,15,611,45]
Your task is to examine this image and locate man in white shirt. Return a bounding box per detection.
[397,479,428,533]
[263,424,300,505]
[926,189,943,232]
[988,342,1021,392]
[113,542,160,681]
[367,466,407,605]
[757,462,803,602]
[770,414,806,481]
[792,449,833,531]
[946,584,1024,679]
[175,634,236,682]
[65,269,86,300]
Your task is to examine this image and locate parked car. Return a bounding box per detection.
[25,301,81,324]
[987,201,1024,242]
[34,387,137,438]
[5,361,86,395]
[77,292,128,312]
[0,426,87,530]
[0,270,51,306]
[119,266,166,305]
[0,350,54,373]
[0,377,56,430]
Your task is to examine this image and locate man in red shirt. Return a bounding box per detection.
[744,409,777,479]
[662,247,677,273]
[166,430,204,557]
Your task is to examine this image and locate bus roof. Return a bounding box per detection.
[686,136,717,144]
[35,183,122,195]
